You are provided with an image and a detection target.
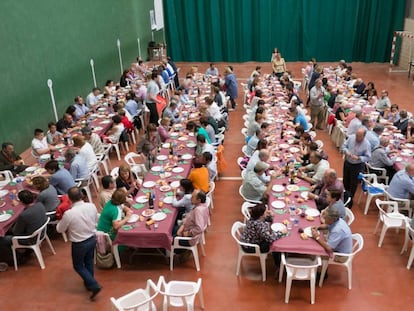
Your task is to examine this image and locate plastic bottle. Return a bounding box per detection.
[289,205,296,222]
[160,167,165,179]
[16,178,23,192]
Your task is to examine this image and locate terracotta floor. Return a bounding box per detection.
[1,62,414,310]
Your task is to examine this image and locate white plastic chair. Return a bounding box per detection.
[238,185,262,204]
[385,190,412,218]
[0,170,14,188]
[206,181,215,210]
[125,152,148,177]
[237,157,246,171]
[241,128,248,138]
[357,173,386,215]
[111,167,119,179]
[374,199,406,247]
[170,227,206,272]
[345,207,355,226]
[401,218,414,269]
[319,233,364,289]
[278,254,321,304]
[46,210,67,242]
[231,221,268,281]
[158,276,204,311]
[110,279,159,311]
[241,202,255,223]
[241,145,250,157]
[11,217,56,271]
[314,139,324,150]
[366,162,389,185]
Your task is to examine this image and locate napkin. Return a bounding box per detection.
[162,208,173,214]
[141,189,151,194]
[5,210,14,215]
[273,209,285,215]
[151,172,160,176]
[178,160,189,165]
[132,203,145,209]
[122,225,135,231]
[272,193,285,198]
[298,186,310,191]
[173,175,184,179]
[165,191,174,197]
[298,204,310,210]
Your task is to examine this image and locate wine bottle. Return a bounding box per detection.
[148,192,154,209]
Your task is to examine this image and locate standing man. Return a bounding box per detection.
[309,79,326,130]
[57,187,101,301]
[224,66,238,111]
[146,71,160,125]
[341,128,371,203]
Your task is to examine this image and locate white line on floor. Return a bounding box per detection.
[218,177,243,180]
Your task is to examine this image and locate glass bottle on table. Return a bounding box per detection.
[148,191,154,209]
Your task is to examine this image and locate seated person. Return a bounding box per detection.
[46,122,63,146]
[387,163,414,202]
[162,101,181,124]
[86,87,101,108]
[308,169,344,211]
[205,63,219,77]
[320,189,346,223]
[187,121,211,144]
[136,123,161,168]
[245,129,264,157]
[289,107,309,131]
[102,115,125,144]
[0,142,27,175]
[200,117,216,144]
[116,164,141,198]
[99,175,116,211]
[73,96,89,120]
[173,190,209,247]
[188,156,209,193]
[97,189,133,240]
[81,127,106,155]
[157,117,170,143]
[369,137,397,180]
[31,129,55,157]
[394,110,409,136]
[311,207,352,263]
[31,176,60,214]
[56,113,74,133]
[385,104,399,123]
[203,151,217,181]
[241,162,277,202]
[240,203,284,266]
[45,160,76,195]
[72,136,97,172]
[64,148,89,181]
[0,190,47,265]
[405,119,414,143]
[172,179,194,220]
[297,151,330,185]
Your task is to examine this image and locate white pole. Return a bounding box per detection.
[151,31,154,41]
[47,79,58,122]
[90,59,97,88]
[137,38,141,59]
[117,38,123,74]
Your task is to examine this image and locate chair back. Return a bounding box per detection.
[157,276,203,309]
[0,170,14,188]
[366,162,389,184]
[282,254,321,280]
[241,202,254,222]
[345,208,355,226]
[13,217,50,246]
[231,221,261,254]
[110,279,158,311]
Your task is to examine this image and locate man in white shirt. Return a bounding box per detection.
[73,96,89,120]
[81,127,106,155]
[309,79,326,130]
[205,63,219,77]
[73,136,97,172]
[31,129,55,156]
[56,187,101,300]
[297,151,330,185]
[347,111,364,136]
[86,88,101,108]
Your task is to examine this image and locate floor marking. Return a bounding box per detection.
[218,177,243,180]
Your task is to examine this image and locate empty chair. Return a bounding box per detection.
[357,173,386,215]
[158,276,204,311]
[170,226,206,272]
[374,199,406,247]
[0,170,14,188]
[11,217,56,271]
[319,233,364,289]
[110,279,159,311]
[401,218,414,269]
[315,139,324,150]
[345,207,355,226]
[278,254,321,304]
[231,221,268,281]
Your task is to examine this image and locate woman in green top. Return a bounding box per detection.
[97,189,132,240]
[186,121,211,143]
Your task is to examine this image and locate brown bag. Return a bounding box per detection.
[96,251,114,269]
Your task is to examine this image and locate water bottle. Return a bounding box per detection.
[160,167,165,179]
[16,178,23,192]
[289,205,296,222]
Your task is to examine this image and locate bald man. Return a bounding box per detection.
[388,164,414,203]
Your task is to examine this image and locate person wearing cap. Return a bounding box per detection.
[347,110,364,136]
[375,90,391,115]
[241,161,277,202]
[311,206,352,262]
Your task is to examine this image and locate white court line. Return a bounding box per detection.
[218,177,243,180]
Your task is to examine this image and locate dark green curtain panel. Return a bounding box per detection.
[164,0,405,62]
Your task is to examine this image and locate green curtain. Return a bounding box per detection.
[163,0,406,62]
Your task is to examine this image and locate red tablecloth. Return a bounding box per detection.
[113,134,196,251]
[0,184,25,236]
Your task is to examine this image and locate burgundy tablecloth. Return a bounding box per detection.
[268,177,329,257]
[0,184,25,236]
[114,134,196,251]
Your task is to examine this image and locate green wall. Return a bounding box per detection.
[0,0,163,152]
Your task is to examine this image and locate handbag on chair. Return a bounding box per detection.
[96,251,114,269]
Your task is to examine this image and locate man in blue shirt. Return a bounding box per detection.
[289,107,309,132]
[388,164,414,200]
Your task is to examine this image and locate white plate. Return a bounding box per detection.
[40,154,51,160]
[101,120,111,124]
[271,223,286,232]
[160,185,172,192]
[405,143,414,148]
[25,166,37,173]
[172,167,184,173]
[152,212,167,221]
[136,195,149,203]
[188,132,195,137]
[279,144,289,149]
[127,214,139,223]
[280,106,289,110]
[303,226,319,238]
[271,200,286,209]
[170,181,180,188]
[289,147,300,153]
[270,156,280,162]
[157,155,168,161]
[170,132,179,138]
[0,190,9,197]
[178,136,188,141]
[142,209,155,217]
[286,185,299,191]
[301,192,309,200]
[162,143,170,148]
[402,149,412,154]
[394,133,404,139]
[305,209,320,217]
[272,185,285,192]
[93,126,103,131]
[164,172,172,178]
[163,196,173,204]
[187,142,196,148]
[181,154,192,160]
[143,181,156,188]
[55,143,65,149]
[151,166,162,172]
[395,157,402,162]
[0,213,12,222]
[381,132,390,136]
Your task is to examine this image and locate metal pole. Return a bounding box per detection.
[90,59,97,87]
[117,39,123,74]
[47,79,58,122]
[137,38,141,59]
